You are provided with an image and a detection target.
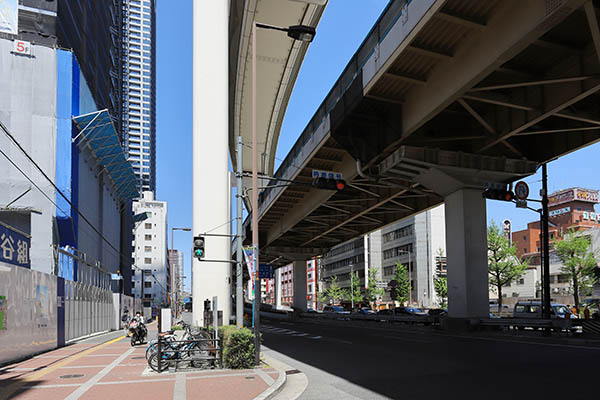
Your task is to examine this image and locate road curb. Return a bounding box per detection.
[253,353,287,400]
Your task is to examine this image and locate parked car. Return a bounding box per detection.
[427,309,447,317]
[377,309,394,316]
[513,301,578,319]
[353,307,376,315]
[323,305,350,314]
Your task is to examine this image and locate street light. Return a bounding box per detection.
[252,20,317,365]
[170,227,191,317]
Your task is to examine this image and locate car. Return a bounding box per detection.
[427,309,447,317]
[513,301,578,319]
[377,309,394,316]
[405,307,428,316]
[322,305,349,314]
[353,307,376,315]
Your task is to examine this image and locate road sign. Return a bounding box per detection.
[516,199,528,209]
[258,264,274,279]
[375,281,387,288]
[388,279,398,288]
[514,181,529,200]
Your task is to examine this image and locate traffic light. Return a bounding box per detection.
[312,176,346,191]
[482,188,514,202]
[193,236,205,260]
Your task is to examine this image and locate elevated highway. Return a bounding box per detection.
[229,0,327,180]
[241,0,600,319]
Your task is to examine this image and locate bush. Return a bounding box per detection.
[170,325,184,331]
[222,327,256,369]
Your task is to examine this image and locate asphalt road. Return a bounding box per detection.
[260,319,600,400]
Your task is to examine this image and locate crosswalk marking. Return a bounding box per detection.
[261,325,321,340]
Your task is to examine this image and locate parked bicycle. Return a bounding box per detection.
[146,321,219,372]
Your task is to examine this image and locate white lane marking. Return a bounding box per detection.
[173,371,186,400]
[64,347,135,400]
[255,368,275,386]
[381,335,431,343]
[308,336,322,340]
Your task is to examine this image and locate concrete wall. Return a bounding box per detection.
[0,39,58,275]
[0,262,57,365]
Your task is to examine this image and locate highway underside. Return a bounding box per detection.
[261,319,599,400]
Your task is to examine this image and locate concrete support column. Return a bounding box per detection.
[444,188,489,319]
[292,261,307,311]
[192,1,230,326]
[275,268,282,309]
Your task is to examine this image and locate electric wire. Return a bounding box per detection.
[0,121,167,294]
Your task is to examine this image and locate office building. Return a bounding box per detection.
[132,192,168,308]
[321,205,446,308]
[121,0,157,192]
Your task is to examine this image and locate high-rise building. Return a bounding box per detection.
[132,192,168,308]
[121,0,157,193]
[57,0,123,133]
[168,249,184,311]
[0,1,136,291]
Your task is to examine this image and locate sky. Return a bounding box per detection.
[155,0,600,291]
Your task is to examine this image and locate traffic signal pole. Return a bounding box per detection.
[541,164,551,320]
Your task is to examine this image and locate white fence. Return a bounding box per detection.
[64,280,115,342]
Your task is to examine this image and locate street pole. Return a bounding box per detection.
[541,164,551,320]
[236,136,244,328]
[408,250,412,306]
[350,264,354,310]
[252,21,261,366]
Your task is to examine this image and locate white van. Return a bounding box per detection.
[513,301,577,319]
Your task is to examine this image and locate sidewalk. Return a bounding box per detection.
[0,324,286,400]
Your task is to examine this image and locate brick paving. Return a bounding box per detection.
[0,324,283,400]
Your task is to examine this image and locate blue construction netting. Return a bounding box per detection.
[72,110,139,202]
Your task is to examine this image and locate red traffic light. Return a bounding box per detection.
[482,188,515,202]
[312,177,346,191]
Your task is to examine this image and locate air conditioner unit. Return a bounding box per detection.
[552,287,560,293]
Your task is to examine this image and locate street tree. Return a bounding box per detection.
[324,276,348,305]
[394,262,410,305]
[488,221,527,311]
[434,248,447,308]
[365,267,385,305]
[554,229,598,313]
[349,271,362,307]
[434,276,447,308]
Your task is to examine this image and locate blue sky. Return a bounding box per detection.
[155,0,600,291]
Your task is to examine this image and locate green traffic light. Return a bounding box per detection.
[195,249,203,257]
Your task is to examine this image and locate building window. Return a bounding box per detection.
[145,222,152,229]
[144,294,152,298]
[523,248,527,253]
[145,234,152,240]
[523,235,527,240]
[144,281,152,288]
[143,270,151,275]
[144,258,152,264]
[144,246,152,252]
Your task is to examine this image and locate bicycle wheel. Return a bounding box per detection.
[145,340,158,360]
[148,352,169,372]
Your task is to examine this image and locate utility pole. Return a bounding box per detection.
[236,136,244,328]
[251,21,261,366]
[541,164,551,320]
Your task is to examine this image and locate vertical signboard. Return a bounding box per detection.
[0,0,18,35]
[0,223,30,268]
